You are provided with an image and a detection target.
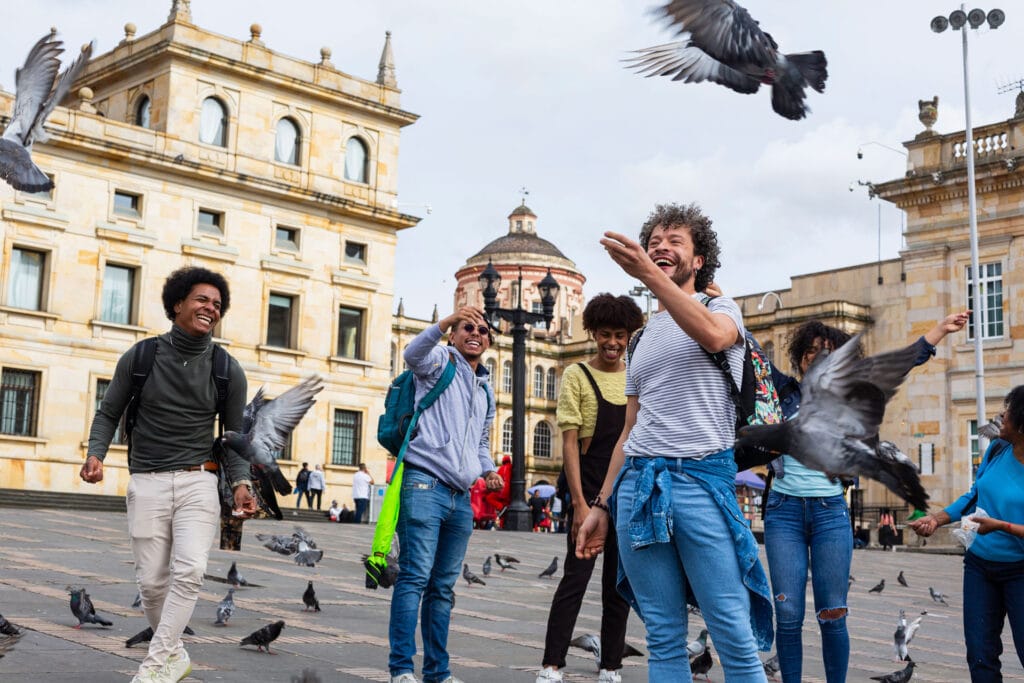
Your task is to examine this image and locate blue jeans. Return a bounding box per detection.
[388,467,473,682]
[615,463,767,682]
[355,498,369,524]
[963,551,1024,682]
[763,491,852,683]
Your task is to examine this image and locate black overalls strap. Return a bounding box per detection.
[575,362,627,501]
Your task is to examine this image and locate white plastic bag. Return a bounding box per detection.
[952,507,988,550]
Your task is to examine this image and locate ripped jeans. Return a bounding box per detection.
[763,491,852,683]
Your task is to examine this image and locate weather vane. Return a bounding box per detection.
[519,186,529,205]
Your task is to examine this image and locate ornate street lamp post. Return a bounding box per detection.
[478,259,559,531]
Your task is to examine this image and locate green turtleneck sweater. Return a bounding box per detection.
[88,325,250,485]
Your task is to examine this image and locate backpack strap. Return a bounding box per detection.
[626,326,646,363]
[417,351,458,414]
[211,344,230,436]
[699,296,746,418]
[124,337,159,464]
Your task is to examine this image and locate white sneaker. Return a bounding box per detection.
[437,678,465,683]
[390,674,420,683]
[536,667,564,682]
[130,669,170,683]
[163,650,192,682]
[598,669,622,683]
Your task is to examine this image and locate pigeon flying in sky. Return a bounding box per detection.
[625,0,827,120]
[68,587,112,628]
[929,586,949,605]
[302,581,321,612]
[869,579,886,594]
[0,31,93,192]
[214,588,235,626]
[221,376,323,488]
[463,563,486,587]
[870,659,915,683]
[240,620,285,653]
[495,554,518,572]
[538,556,558,579]
[735,336,930,509]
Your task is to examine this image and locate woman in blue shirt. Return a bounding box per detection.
[910,385,1024,682]
[763,312,967,683]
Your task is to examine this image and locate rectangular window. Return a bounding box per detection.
[969,419,980,476]
[337,306,364,359]
[966,263,1004,340]
[197,209,224,236]
[331,409,361,466]
[266,294,295,348]
[1,368,40,436]
[273,435,292,461]
[8,248,45,311]
[344,241,367,265]
[96,379,126,445]
[113,190,141,217]
[276,226,300,251]
[531,301,546,330]
[919,442,934,476]
[100,264,135,325]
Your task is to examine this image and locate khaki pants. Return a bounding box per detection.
[127,470,219,672]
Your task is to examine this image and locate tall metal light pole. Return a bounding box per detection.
[478,259,559,531]
[931,6,1005,479]
[629,285,656,319]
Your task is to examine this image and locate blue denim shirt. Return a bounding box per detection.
[613,451,775,651]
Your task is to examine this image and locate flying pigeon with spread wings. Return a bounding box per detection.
[1,31,93,192]
[626,0,827,120]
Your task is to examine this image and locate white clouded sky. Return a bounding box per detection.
[5,2,1020,317]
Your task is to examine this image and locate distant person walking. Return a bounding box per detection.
[294,462,310,509]
[352,463,374,524]
[307,464,325,510]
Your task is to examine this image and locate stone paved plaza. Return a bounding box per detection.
[0,507,1021,682]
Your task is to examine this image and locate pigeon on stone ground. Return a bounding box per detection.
[870,659,915,683]
[689,642,714,680]
[214,588,235,626]
[869,579,886,594]
[227,561,248,587]
[898,571,908,588]
[735,337,930,509]
[569,633,645,670]
[68,587,112,628]
[928,586,949,605]
[538,556,558,579]
[302,581,320,612]
[762,653,780,679]
[125,625,196,648]
[687,628,708,658]
[463,564,486,587]
[625,0,827,120]
[0,614,21,637]
[294,541,323,568]
[220,376,323,485]
[495,554,518,572]
[130,591,142,609]
[240,620,285,653]
[0,31,94,192]
[291,670,322,683]
[482,556,492,577]
[0,630,21,659]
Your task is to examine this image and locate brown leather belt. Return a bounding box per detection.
[178,461,218,473]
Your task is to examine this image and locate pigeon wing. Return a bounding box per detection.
[29,40,94,144]
[658,0,776,67]
[4,33,62,144]
[624,41,761,93]
[248,375,323,455]
[0,138,52,192]
[242,386,267,433]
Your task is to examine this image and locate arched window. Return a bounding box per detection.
[533,365,545,398]
[344,136,368,182]
[135,96,151,128]
[501,418,513,454]
[502,361,513,394]
[533,421,552,458]
[199,97,227,147]
[275,117,300,165]
[485,358,497,386]
[546,368,557,400]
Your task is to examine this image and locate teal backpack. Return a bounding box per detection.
[376,352,457,456]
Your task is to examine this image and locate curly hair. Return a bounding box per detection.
[582,293,645,335]
[638,202,721,292]
[1003,385,1024,435]
[785,320,856,375]
[161,267,231,321]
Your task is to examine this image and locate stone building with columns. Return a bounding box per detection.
[0,3,417,498]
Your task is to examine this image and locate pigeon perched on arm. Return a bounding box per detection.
[625,0,827,120]
[870,659,915,683]
[463,564,486,587]
[68,587,112,628]
[240,620,285,653]
[1,32,93,192]
[214,588,235,626]
[929,586,949,605]
[735,336,930,509]
[220,376,323,490]
[302,581,320,612]
[538,556,558,579]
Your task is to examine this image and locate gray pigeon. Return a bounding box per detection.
[463,563,486,587]
[870,659,915,683]
[68,587,112,628]
[221,376,323,479]
[735,337,930,509]
[294,541,323,567]
[1,32,93,192]
[687,628,708,658]
[978,413,1003,439]
[538,556,558,579]
[482,556,492,576]
[302,581,320,612]
[214,588,235,626]
[928,586,949,605]
[895,609,923,661]
[689,643,714,680]
[898,571,908,588]
[494,554,518,571]
[131,591,142,609]
[227,561,248,587]
[0,615,21,637]
[569,633,644,669]
[125,624,196,648]
[763,653,780,679]
[240,620,285,653]
[869,579,885,594]
[625,0,827,120]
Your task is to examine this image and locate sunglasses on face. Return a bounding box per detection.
[462,323,490,336]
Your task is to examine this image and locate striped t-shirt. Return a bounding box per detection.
[624,294,745,459]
